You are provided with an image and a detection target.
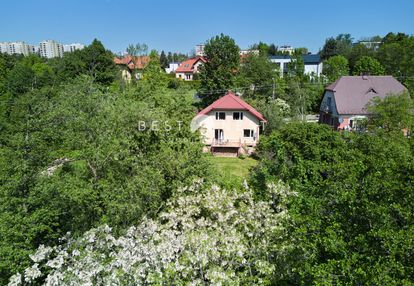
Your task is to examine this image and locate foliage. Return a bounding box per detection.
[159,50,168,68]
[236,53,280,100]
[9,180,295,285]
[366,92,414,132]
[250,122,414,285]
[322,55,350,82]
[353,56,385,76]
[320,34,353,59]
[252,98,290,134]
[126,43,148,56]
[198,34,240,106]
[52,39,116,85]
[377,34,414,92]
[348,43,375,72]
[0,67,213,282]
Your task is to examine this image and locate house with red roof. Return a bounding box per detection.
[319,75,407,130]
[192,91,266,156]
[113,55,150,81]
[175,56,206,81]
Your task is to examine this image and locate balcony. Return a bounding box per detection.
[211,139,241,148]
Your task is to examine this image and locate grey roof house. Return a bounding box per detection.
[319,75,407,130]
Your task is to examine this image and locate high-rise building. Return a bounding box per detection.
[0,41,33,56]
[39,40,64,58]
[0,42,8,54]
[63,43,85,53]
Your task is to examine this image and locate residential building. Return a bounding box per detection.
[113,55,150,82]
[269,54,323,77]
[192,91,266,156]
[63,43,85,53]
[278,45,294,55]
[39,40,64,58]
[0,41,34,56]
[0,42,7,54]
[195,44,205,56]
[165,62,180,74]
[175,56,206,81]
[355,40,382,51]
[319,75,407,130]
[239,49,259,56]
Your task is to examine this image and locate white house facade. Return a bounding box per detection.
[193,91,266,156]
[269,54,323,77]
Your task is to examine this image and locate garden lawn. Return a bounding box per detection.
[209,156,258,186]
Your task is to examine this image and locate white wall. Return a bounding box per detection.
[304,62,323,77]
[196,110,262,146]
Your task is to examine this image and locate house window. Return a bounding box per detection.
[243,129,254,138]
[214,129,224,140]
[327,97,332,107]
[349,120,354,128]
[233,112,243,120]
[186,74,191,80]
[215,112,226,120]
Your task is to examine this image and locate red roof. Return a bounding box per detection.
[198,91,267,122]
[114,55,150,70]
[176,56,206,73]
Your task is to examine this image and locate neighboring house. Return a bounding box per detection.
[114,55,150,82]
[165,62,180,74]
[193,91,266,156]
[319,75,407,130]
[175,56,206,81]
[269,54,323,77]
[195,44,205,56]
[279,45,294,55]
[354,40,382,51]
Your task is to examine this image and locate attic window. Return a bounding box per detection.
[366,87,377,94]
[233,112,244,120]
[215,112,226,120]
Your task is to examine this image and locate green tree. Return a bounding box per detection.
[287,53,305,79]
[53,39,117,86]
[198,34,240,106]
[377,35,414,92]
[366,92,414,132]
[0,73,213,282]
[322,55,350,82]
[268,43,277,56]
[353,56,385,75]
[348,43,375,72]
[320,34,353,59]
[251,123,414,285]
[236,53,280,99]
[126,43,148,56]
[159,50,168,69]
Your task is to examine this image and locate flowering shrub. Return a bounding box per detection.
[9,180,295,285]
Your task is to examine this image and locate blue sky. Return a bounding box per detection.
[1,0,413,54]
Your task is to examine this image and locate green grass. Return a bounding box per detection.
[208,156,258,187]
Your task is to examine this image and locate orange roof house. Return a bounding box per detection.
[114,55,150,81]
[175,56,206,81]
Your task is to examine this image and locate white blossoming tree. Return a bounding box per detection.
[9,180,296,285]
